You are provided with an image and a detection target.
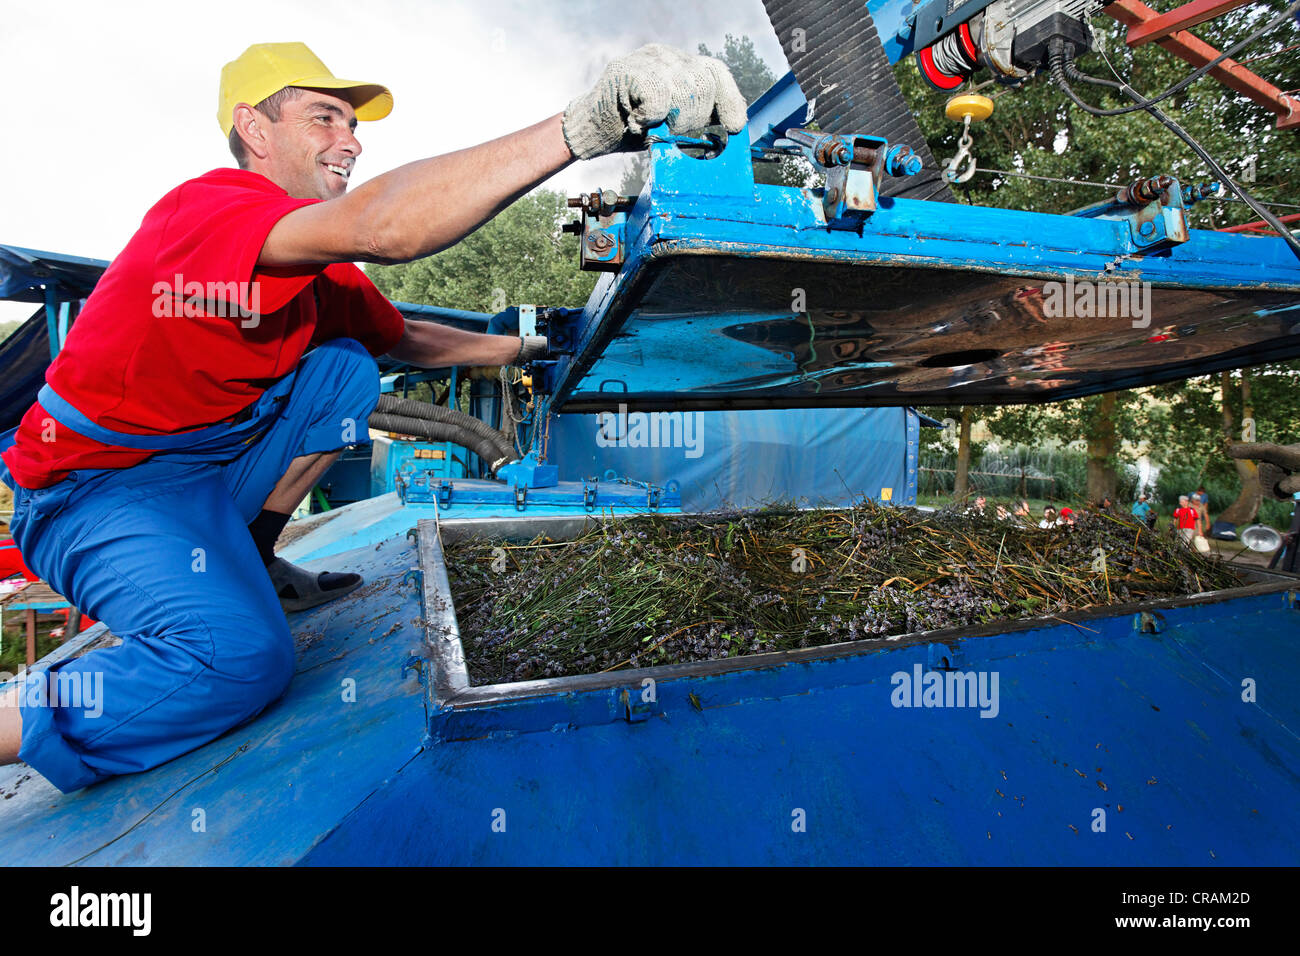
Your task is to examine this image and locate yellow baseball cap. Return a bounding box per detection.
[218,42,392,136]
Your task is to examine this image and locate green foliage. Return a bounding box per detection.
[699,34,775,105]
[1153,462,1240,521]
[366,190,597,311]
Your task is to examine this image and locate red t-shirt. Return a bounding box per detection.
[2,168,405,489]
[1173,506,1199,530]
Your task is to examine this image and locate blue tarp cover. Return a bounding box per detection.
[547,406,920,510]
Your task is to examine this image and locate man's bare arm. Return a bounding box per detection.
[261,114,574,267]
[386,318,521,369]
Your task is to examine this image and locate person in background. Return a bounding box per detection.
[1131,493,1152,526]
[1013,499,1031,522]
[1059,506,1076,526]
[1173,495,1200,545]
[995,503,1011,521]
[1191,486,1210,534]
[1100,496,1114,511]
[1039,505,1059,529]
[970,495,988,516]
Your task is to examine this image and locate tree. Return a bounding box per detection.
[954,406,973,498]
[366,190,597,312]
[1219,369,1260,524]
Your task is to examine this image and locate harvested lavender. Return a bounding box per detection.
[444,503,1243,684]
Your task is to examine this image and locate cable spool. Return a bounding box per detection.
[917,22,980,91]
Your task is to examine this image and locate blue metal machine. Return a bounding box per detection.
[4,0,1300,863]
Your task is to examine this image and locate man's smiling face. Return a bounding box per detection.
[259,89,361,200]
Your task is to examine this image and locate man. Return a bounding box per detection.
[1173,495,1200,545]
[1038,506,1059,529]
[1130,493,1152,526]
[0,42,746,792]
[1191,486,1211,535]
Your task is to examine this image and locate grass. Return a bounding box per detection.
[0,615,63,676]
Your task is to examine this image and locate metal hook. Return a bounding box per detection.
[943,116,978,184]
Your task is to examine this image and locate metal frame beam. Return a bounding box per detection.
[1105,0,1300,128]
[1123,0,1251,46]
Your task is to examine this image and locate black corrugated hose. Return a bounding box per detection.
[369,393,516,475]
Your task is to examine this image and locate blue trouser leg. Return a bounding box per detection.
[217,338,382,522]
[2,338,380,792]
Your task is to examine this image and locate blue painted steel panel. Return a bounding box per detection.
[1,504,1296,866]
[305,582,1300,865]
[542,129,1300,412]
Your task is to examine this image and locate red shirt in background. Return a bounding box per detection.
[1173,506,1199,530]
[1,168,405,490]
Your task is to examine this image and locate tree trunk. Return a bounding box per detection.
[954,406,973,499]
[1220,370,1261,526]
[1085,392,1118,503]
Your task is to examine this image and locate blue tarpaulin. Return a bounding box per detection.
[547,406,924,510]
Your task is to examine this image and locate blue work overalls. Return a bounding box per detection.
[0,337,380,793]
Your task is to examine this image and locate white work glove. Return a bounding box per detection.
[562,44,748,160]
[514,335,548,364]
[1228,442,1300,499]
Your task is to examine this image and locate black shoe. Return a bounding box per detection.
[267,557,363,612]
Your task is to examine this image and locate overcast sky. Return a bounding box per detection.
[1,0,786,325]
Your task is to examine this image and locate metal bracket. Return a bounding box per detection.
[401,654,427,687]
[1134,610,1167,634]
[518,303,537,338]
[402,568,424,595]
[646,485,661,510]
[1075,176,1191,253]
[782,128,920,230]
[619,687,653,723]
[926,642,962,671]
[583,478,598,512]
[562,189,635,272]
[438,479,453,509]
[514,485,527,511]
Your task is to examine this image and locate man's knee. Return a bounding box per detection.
[199,611,296,715]
[300,338,380,445]
[308,338,379,409]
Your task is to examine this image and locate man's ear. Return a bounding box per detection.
[233,103,271,161]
